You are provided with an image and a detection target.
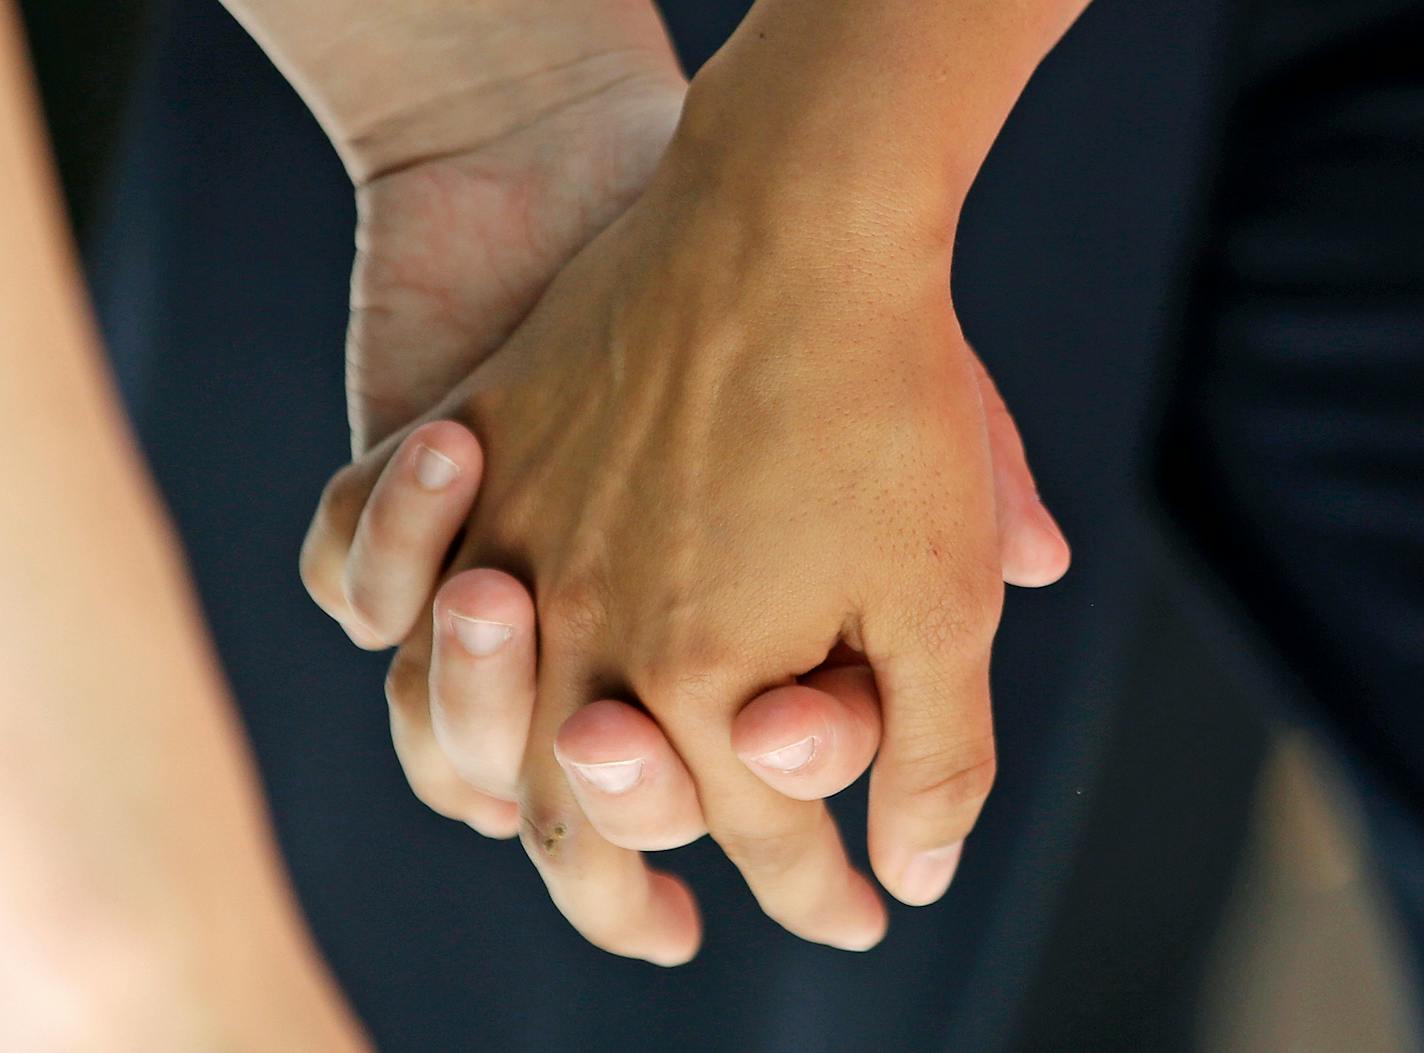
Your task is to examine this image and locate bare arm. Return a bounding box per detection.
[0,6,365,1047]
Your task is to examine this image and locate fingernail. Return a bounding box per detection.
[414,444,461,491]
[900,842,963,906]
[750,735,819,773]
[570,758,645,795]
[448,613,513,656]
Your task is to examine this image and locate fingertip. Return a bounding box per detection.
[886,840,964,908]
[341,615,390,651]
[839,871,890,951]
[733,677,879,801]
[555,701,706,852]
[555,699,666,764]
[435,567,536,636]
[428,567,537,798]
[404,419,484,491]
[1001,508,1071,588]
[731,685,826,764]
[465,798,522,839]
[644,871,703,966]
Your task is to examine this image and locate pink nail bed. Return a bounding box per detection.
[448,613,513,656]
[751,735,818,773]
[414,443,460,491]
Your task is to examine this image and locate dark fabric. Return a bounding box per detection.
[1160,0,1424,980]
[17,0,151,239]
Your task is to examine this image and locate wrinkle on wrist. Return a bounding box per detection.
[224,0,683,183]
[344,52,684,184]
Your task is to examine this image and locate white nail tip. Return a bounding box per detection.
[571,759,645,795]
[414,444,461,490]
[752,735,818,773]
[448,614,514,656]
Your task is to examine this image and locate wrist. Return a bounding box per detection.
[338,36,686,185]
[658,0,1087,253]
[665,26,969,257]
[227,0,684,183]
[656,61,965,268]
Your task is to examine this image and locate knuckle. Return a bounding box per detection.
[402,763,464,820]
[344,579,391,641]
[910,579,1002,659]
[383,650,427,714]
[487,482,538,539]
[539,576,609,645]
[632,648,741,708]
[899,738,998,814]
[712,823,810,882]
[389,725,466,821]
[357,490,414,556]
[298,542,341,612]
[318,462,370,532]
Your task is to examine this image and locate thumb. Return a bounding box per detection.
[967,347,1071,588]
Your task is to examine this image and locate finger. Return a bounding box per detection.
[386,614,520,839]
[520,647,702,966]
[861,580,1001,907]
[429,568,536,798]
[298,420,426,645]
[299,461,378,641]
[554,700,706,851]
[648,670,887,952]
[343,421,484,647]
[732,666,881,802]
[967,347,1071,588]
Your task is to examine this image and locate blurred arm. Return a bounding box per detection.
[0,5,367,1048]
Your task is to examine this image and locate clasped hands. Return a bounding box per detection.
[299,68,1068,966]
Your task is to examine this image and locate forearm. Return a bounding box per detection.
[673,0,1089,243]
[221,0,683,181]
[0,8,365,1047]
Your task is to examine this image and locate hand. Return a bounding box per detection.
[303,100,1069,960]
[302,412,1044,964]
[310,418,890,837]
[297,0,1064,963]
[223,0,693,454]
[344,66,685,453]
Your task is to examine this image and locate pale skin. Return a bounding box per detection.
[0,3,367,1046]
[288,0,1087,964]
